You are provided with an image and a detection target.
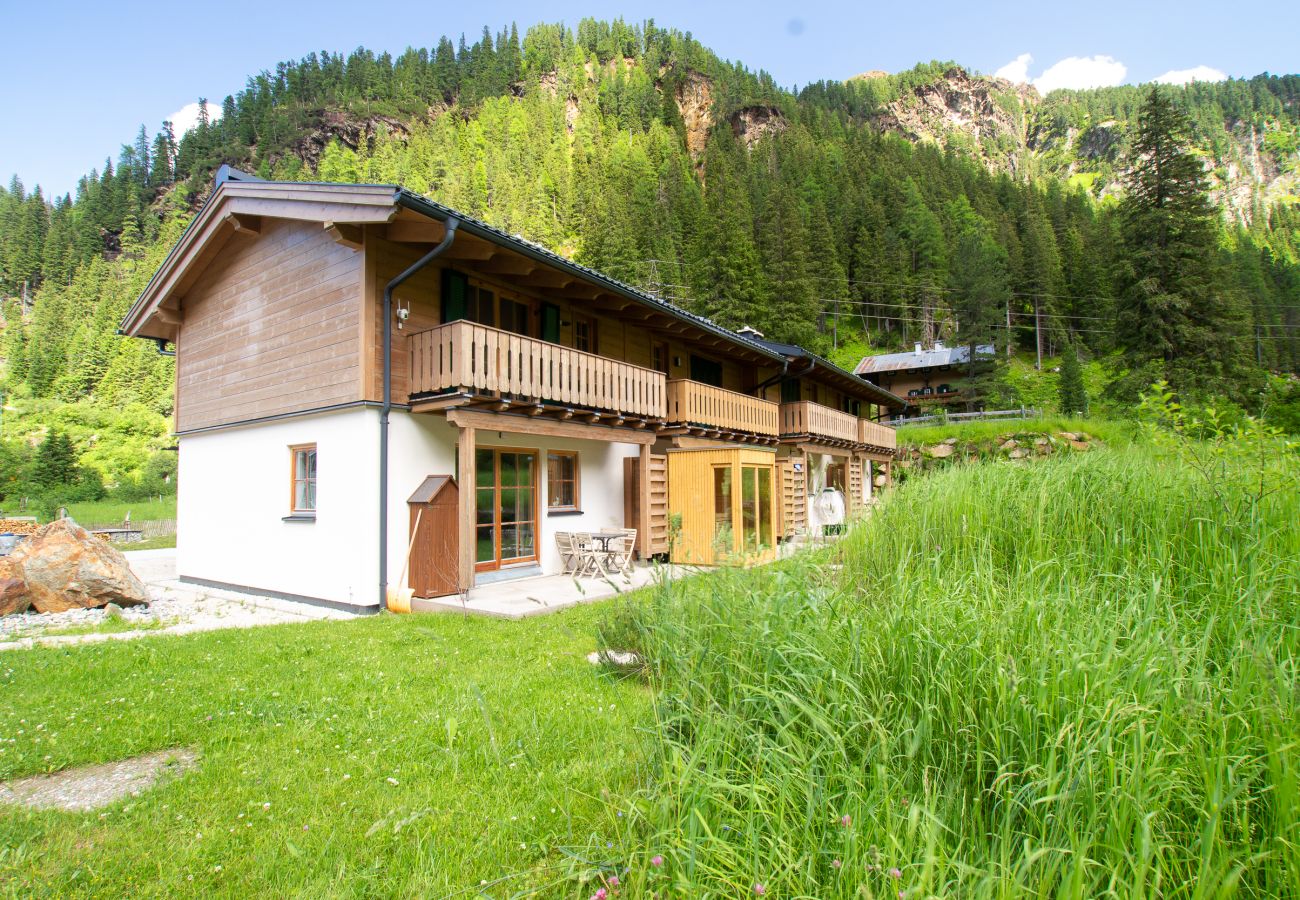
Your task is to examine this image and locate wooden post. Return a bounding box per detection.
[457,424,476,592]
[638,443,652,560]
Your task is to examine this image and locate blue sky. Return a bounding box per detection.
[2,0,1297,198]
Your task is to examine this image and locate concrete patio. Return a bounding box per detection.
[410,562,679,619]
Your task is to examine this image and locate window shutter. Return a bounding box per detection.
[441,269,468,323]
[540,303,560,343]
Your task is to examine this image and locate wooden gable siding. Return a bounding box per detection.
[176,219,362,431]
[362,232,782,406]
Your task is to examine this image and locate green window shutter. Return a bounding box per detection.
[540,303,561,343]
[441,269,468,323]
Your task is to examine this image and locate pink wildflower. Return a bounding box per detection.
[889,867,902,879]
[832,859,842,869]
[592,889,607,900]
[608,876,619,887]
[840,814,851,827]
[754,884,766,895]
[650,855,664,867]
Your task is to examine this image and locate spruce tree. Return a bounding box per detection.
[946,201,1008,409]
[1115,87,1250,398]
[33,431,78,488]
[897,179,947,346]
[1058,339,1088,416]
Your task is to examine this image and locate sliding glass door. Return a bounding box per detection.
[475,449,538,570]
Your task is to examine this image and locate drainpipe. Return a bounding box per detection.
[379,216,459,611]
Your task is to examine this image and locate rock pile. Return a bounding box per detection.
[897,430,1102,477]
[1,519,148,615]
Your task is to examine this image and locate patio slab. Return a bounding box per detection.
[409,563,680,619]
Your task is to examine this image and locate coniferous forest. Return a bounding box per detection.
[2,19,1299,502]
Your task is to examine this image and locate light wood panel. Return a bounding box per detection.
[665,380,779,436]
[778,401,860,443]
[410,321,666,418]
[667,447,779,566]
[175,219,362,432]
[858,419,898,451]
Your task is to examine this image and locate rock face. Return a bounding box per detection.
[676,71,715,160]
[874,66,1038,175]
[730,105,788,150]
[8,520,148,614]
[0,559,29,617]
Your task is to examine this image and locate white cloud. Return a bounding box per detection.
[1033,55,1127,94]
[994,53,1034,84]
[166,101,222,136]
[1154,65,1227,85]
[992,53,1128,94]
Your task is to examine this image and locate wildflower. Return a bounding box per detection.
[832,859,842,869]
[889,867,902,879]
[592,889,607,900]
[262,802,271,811]
[387,777,399,786]
[651,855,664,867]
[303,825,309,831]
[608,875,620,887]
[754,884,765,895]
[840,814,851,827]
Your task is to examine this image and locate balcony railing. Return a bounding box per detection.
[665,380,779,436]
[778,401,860,444]
[408,321,665,418]
[859,418,897,451]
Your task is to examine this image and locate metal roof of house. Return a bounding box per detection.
[122,167,904,407]
[855,343,996,376]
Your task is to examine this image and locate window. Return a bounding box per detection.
[781,378,802,403]
[501,297,529,336]
[290,445,317,513]
[547,451,579,511]
[690,354,723,387]
[573,316,596,353]
[652,341,670,375]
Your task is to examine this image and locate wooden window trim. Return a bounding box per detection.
[289,443,317,515]
[546,450,580,512]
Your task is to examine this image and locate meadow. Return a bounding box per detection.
[1,420,1296,897]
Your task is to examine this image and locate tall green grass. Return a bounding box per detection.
[601,446,1299,897]
[896,416,1136,447]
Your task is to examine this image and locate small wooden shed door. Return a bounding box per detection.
[407,476,459,598]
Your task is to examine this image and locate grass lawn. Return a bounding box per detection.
[116,533,177,551]
[896,415,1135,447]
[0,607,649,898]
[62,497,177,525]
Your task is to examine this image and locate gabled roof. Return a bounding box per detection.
[748,337,905,409]
[121,169,785,366]
[855,343,996,376]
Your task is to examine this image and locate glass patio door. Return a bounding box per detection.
[475,449,538,570]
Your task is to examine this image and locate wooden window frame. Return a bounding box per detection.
[289,443,317,515]
[573,316,597,353]
[546,450,580,513]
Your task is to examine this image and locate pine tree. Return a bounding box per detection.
[897,179,947,346]
[1115,87,1252,398]
[1058,339,1088,416]
[33,431,78,488]
[946,200,1008,409]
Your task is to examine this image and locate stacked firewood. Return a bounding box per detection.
[0,520,41,535]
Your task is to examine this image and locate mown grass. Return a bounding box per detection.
[61,496,177,525]
[0,607,650,898]
[896,415,1136,447]
[600,443,1299,897]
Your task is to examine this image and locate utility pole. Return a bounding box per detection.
[1256,325,1263,366]
[1006,298,1012,359]
[833,297,838,351]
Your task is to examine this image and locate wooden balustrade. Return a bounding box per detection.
[858,418,897,450]
[778,401,860,443]
[407,321,665,417]
[665,380,779,436]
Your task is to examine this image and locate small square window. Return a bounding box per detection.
[546,451,579,510]
[290,444,317,513]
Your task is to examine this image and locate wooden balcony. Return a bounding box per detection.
[407,321,665,418]
[859,418,897,451]
[779,401,860,444]
[778,400,897,453]
[665,380,779,437]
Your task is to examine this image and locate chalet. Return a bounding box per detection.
[855,341,995,409]
[121,168,904,613]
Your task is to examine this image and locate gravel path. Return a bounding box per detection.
[0,550,353,651]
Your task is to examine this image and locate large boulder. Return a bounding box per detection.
[0,558,30,616]
[925,443,955,459]
[9,520,148,613]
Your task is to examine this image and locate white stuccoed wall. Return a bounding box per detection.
[178,407,642,609]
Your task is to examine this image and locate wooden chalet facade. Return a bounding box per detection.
[122,169,904,612]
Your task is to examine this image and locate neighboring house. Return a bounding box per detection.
[855,341,995,409]
[121,168,904,613]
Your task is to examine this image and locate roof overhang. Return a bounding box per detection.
[120,177,401,340]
